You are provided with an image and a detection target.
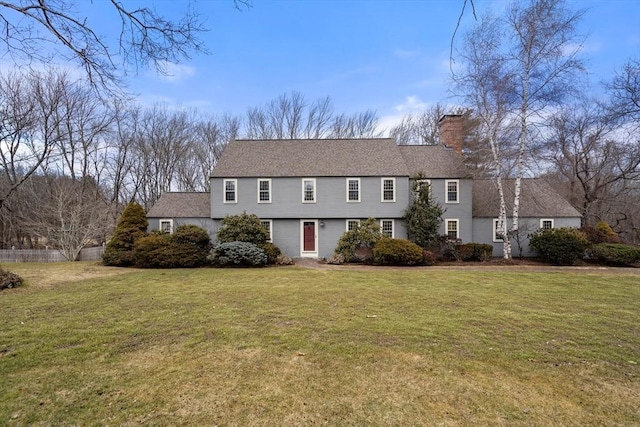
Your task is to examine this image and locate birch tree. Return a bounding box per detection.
[455,0,584,259]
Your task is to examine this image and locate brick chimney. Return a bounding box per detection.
[438,114,464,154]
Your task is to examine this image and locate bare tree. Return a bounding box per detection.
[0,0,252,93]
[455,0,584,259]
[390,104,448,145]
[605,57,640,124]
[541,102,640,242]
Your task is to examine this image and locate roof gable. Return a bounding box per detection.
[147,192,210,218]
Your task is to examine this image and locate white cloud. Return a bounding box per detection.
[393,95,429,113]
[155,61,196,82]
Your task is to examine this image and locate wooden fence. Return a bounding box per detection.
[0,245,105,263]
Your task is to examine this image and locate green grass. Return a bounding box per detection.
[1,262,639,426]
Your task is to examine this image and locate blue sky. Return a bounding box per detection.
[86,0,639,130]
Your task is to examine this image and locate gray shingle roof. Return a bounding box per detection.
[473,179,581,218]
[147,192,210,218]
[211,139,471,178]
[398,144,471,178]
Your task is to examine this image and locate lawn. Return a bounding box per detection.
[1,262,639,426]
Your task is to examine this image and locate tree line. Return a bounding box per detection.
[0,0,637,258]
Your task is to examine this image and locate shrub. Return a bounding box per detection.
[373,237,424,266]
[172,224,211,249]
[0,268,23,290]
[326,253,345,265]
[103,202,148,266]
[422,250,436,266]
[432,235,459,261]
[583,221,620,244]
[457,243,493,262]
[217,212,269,246]
[275,254,295,265]
[132,224,211,268]
[588,243,640,266]
[260,242,282,264]
[529,227,589,265]
[208,241,267,267]
[335,218,382,262]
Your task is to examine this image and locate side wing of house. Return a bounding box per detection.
[147,192,215,237]
[472,179,581,257]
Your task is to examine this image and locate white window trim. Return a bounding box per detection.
[302,178,316,203]
[261,219,273,242]
[380,219,394,238]
[540,218,554,230]
[159,219,174,234]
[346,219,360,231]
[381,177,396,202]
[257,178,271,203]
[346,178,361,203]
[493,218,504,242]
[223,179,237,204]
[446,218,460,239]
[445,179,459,204]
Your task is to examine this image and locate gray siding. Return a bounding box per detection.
[211,176,409,220]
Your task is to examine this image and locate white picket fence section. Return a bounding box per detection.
[0,245,105,263]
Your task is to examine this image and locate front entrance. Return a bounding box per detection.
[300,220,318,257]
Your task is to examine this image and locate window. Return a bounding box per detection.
[346,178,360,202]
[445,180,459,203]
[493,218,504,242]
[260,219,273,242]
[414,179,431,199]
[257,179,271,203]
[380,219,394,238]
[381,178,395,202]
[540,219,554,230]
[446,219,459,239]
[224,179,237,203]
[159,219,173,234]
[346,219,360,231]
[302,178,316,203]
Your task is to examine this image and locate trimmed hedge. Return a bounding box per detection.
[529,227,589,265]
[132,225,211,268]
[208,241,267,267]
[260,242,282,264]
[373,237,424,266]
[588,243,640,266]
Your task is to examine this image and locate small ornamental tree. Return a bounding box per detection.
[403,177,444,248]
[217,212,269,246]
[103,202,148,266]
[334,218,382,262]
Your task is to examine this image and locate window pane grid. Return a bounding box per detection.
[447,220,458,239]
[447,181,458,203]
[259,180,270,202]
[383,179,394,201]
[224,180,236,202]
[303,179,315,202]
[348,179,359,201]
[381,220,393,237]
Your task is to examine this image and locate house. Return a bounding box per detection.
[147,118,581,259]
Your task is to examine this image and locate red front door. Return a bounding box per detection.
[303,221,315,252]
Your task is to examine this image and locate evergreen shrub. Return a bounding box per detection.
[103,202,148,266]
[373,237,424,266]
[529,227,589,265]
[217,212,269,246]
[588,243,640,266]
[334,218,382,262]
[208,242,267,267]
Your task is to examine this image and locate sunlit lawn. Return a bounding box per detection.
[1,262,638,426]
